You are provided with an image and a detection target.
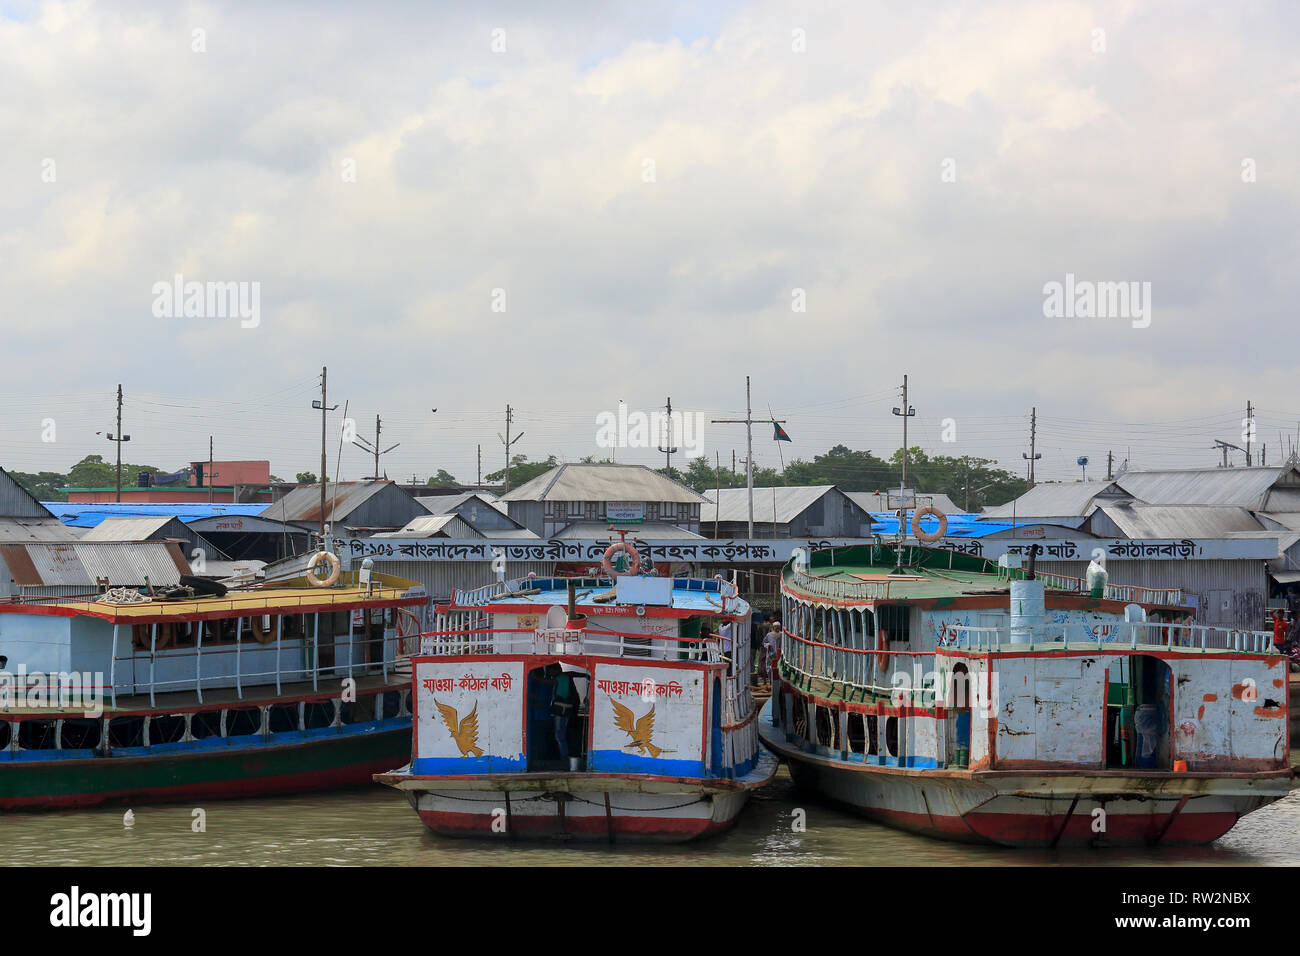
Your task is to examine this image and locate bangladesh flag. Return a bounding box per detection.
[773,422,792,442]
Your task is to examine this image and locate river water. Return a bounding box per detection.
[3,767,1297,866]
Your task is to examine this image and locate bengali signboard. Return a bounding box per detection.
[336,536,1277,564]
[588,662,706,777]
[413,660,525,774]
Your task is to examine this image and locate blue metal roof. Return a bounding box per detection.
[42,502,270,529]
[866,512,1023,538]
[482,578,744,614]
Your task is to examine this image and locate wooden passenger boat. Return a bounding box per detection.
[760,542,1290,847]
[0,564,427,809]
[376,539,778,842]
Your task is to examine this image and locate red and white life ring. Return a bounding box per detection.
[875,628,889,670]
[307,550,341,588]
[601,540,642,577]
[911,507,948,543]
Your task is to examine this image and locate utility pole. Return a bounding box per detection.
[311,367,339,546]
[1106,450,1113,481]
[1022,406,1042,487]
[208,436,214,504]
[353,414,400,479]
[892,375,916,493]
[1246,399,1253,466]
[477,444,482,488]
[105,384,130,503]
[963,457,970,512]
[712,376,785,540]
[657,396,678,476]
[498,405,523,492]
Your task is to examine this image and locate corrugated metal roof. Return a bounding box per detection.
[500,464,707,503]
[844,491,964,514]
[0,468,57,519]
[702,486,837,524]
[260,481,391,522]
[553,521,704,540]
[979,481,1119,519]
[0,541,188,587]
[1260,512,1300,532]
[43,502,269,528]
[0,517,82,542]
[81,515,179,541]
[1093,503,1264,539]
[374,514,482,539]
[416,492,508,516]
[1113,466,1294,509]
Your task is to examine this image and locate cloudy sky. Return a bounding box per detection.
[1,0,1297,487]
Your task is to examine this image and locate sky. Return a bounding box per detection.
[1,0,1297,487]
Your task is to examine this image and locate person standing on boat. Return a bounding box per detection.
[761,622,782,687]
[550,664,581,768]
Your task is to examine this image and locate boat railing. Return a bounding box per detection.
[938,620,1277,654]
[418,626,726,663]
[78,615,415,714]
[1031,570,1184,606]
[777,627,939,704]
[786,566,893,600]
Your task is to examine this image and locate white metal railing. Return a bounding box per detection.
[419,626,725,663]
[1033,570,1184,605]
[936,620,1277,654]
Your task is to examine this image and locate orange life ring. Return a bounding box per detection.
[911,507,947,543]
[252,615,277,644]
[307,551,341,588]
[875,628,888,670]
[601,541,642,577]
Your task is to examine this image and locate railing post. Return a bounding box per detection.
[235,617,243,699]
[312,612,320,691]
[275,617,282,695]
[109,623,118,710]
[149,622,157,707]
[195,620,203,704]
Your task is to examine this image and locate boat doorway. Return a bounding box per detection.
[1105,654,1171,770]
[946,663,971,768]
[526,663,589,773]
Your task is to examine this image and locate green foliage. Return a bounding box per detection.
[296,472,318,484]
[673,445,1027,509]
[484,454,560,489]
[426,469,458,485]
[8,470,69,502]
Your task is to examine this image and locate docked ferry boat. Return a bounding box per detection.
[0,557,426,809]
[376,540,778,841]
[760,542,1290,846]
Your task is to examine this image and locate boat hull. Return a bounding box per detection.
[378,752,779,843]
[0,724,410,811]
[760,716,1288,847]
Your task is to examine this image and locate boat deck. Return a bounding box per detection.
[2,671,408,717]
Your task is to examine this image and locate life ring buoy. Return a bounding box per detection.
[911,507,947,543]
[307,551,341,588]
[875,628,889,670]
[635,604,647,617]
[155,622,174,650]
[601,541,642,577]
[252,615,277,644]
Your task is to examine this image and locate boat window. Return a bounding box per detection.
[814,706,833,747]
[402,690,412,716]
[877,606,910,648]
[866,714,879,756]
[268,703,298,734]
[381,692,402,719]
[885,716,899,758]
[18,720,57,750]
[0,721,9,750]
[304,701,335,730]
[191,711,221,740]
[846,713,866,754]
[108,716,145,748]
[60,718,101,750]
[225,707,262,736]
[340,695,376,724]
[151,715,187,744]
[132,623,151,649]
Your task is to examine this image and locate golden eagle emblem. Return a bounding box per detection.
[433,699,484,758]
[609,699,663,758]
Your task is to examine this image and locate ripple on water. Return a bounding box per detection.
[1,769,1296,866]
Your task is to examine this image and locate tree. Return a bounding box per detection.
[426,469,457,485]
[296,472,318,484]
[484,454,559,489]
[9,470,69,502]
